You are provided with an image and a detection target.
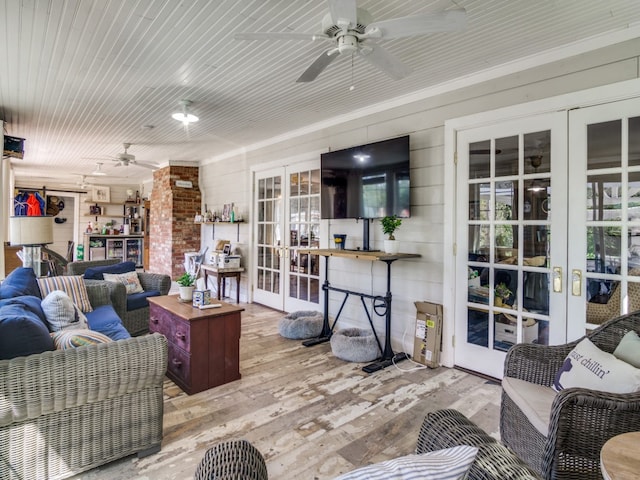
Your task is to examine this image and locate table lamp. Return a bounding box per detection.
[9,216,54,277]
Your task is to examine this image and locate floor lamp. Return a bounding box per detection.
[10,216,54,277]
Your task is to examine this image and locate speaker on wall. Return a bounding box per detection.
[3,135,25,158]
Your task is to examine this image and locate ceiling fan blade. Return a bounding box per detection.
[365,8,466,39]
[134,161,159,170]
[234,32,326,42]
[359,45,411,80]
[328,0,358,28]
[296,50,339,83]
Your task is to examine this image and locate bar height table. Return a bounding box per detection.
[201,264,244,304]
[298,248,420,373]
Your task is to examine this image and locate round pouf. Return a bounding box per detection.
[278,310,323,339]
[330,328,380,363]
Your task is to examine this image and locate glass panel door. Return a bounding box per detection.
[456,112,567,379]
[567,98,640,339]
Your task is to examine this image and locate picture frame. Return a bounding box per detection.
[223,244,232,255]
[89,205,102,215]
[92,185,111,203]
[222,203,231,221]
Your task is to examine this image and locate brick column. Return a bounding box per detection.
[149,166,201,278]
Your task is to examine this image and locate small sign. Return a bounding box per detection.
[176,180,193,188]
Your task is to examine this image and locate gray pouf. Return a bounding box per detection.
[330,328,380,363]
[278,310,323,339]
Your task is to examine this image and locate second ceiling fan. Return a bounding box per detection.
[235,0,467,82]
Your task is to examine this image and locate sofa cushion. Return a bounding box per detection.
[0,295,47,323]
[103,271,144,294]
[553,337,640,394]
[502,376,556,436]
[127,290,161,311]
[37,276,93,313]
[0,299,55,359]
[613,330,640,368]
[334,445,478,480]
[83,261,136,280]
[0,267,41,299]
[51,328,112,349]
[85,304,131,340]
[41,290,89,331]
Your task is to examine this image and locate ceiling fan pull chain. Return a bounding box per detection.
[349,53,355,91]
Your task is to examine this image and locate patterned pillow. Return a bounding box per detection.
[334,446,478,480]
[37,276,93,313]
[41,290,89,331]
[103,271,144,295]
[51,329,112,349]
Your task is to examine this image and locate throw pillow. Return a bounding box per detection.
[51,329,112,349]
[41,290,89,331]
[37,276,93,313]
[83,261,136,280]
[613,330,640,368]
[0,267,41,299]
[333,445,478,480]
[553,337,640,393]
[0,301,55,359]
[103,271,144,294]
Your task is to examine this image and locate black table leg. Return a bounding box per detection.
[303,255,332,346]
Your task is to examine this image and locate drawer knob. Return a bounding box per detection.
[151,318,158,324]
[175,332,186,341]
[172,358,182,368]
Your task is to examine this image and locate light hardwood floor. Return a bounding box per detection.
[74,303,502,479]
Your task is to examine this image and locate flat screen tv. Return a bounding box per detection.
[321,135,410,220]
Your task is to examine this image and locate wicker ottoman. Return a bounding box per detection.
[278,310,323,339]
[330,327,380,362]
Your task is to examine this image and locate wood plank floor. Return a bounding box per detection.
[73,303,502,479]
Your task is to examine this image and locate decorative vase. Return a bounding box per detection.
[383,239,400,254]
[179,285,194,301]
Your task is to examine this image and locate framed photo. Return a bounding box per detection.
[89,205,102,215]
[222,203,231,221]
[92,185,111,203]
[223,244,232,255]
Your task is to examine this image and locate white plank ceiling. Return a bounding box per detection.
[2,0,640,188]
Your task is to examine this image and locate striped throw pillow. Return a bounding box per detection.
[51,329,112,349]
[334,445,478,480]
[37,275,93,313]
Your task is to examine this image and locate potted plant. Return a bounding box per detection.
[381,215,402,254]
[176,272,197,301]
[494,282,512,307]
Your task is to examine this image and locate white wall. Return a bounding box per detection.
[202,37,640,356]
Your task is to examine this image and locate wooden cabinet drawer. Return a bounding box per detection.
[166,342,191,388]
[150,304,191,351]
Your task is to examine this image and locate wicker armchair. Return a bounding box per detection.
[194,439,268,480]
[0,280,168,480]
[417,409,541,480]
[586,268,640,325]
[500,312,640,479]
[67,259,171,336]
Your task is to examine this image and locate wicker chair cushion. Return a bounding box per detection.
[0,298,54,359]
[85,305,131,340]
[41,290,89,331]
[334,445,478,480]
[83,261,136,280]
[613,330,640,367]
[37,276,93,313]
[552,338,640,394]
[126,290,161,311]
[103,271,144,294]
[502,377,556,436]
[51,328,112,349]
[0,267,41,299]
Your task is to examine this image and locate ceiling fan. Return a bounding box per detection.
[234,0,466,82]
[111,143,159,170]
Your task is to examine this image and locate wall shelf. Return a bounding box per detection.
[195,220,245,241]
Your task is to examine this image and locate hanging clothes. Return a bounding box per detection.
[13,191,29,216]
[26,192,43,216]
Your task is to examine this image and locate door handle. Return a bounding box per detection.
[571,269,582,296]
[553,266,562,293]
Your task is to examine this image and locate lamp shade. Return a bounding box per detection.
[10,216,54,246]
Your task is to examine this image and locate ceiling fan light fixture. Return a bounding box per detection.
[92,162,107,176]
[172,100,199,125]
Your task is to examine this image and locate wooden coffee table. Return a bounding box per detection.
[600,431,640,480]
[148,295,244,395]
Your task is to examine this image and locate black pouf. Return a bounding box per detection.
[278,310,323,339]
[330,328,380,362]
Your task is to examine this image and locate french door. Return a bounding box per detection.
[455,112,568,379]
[455,98,640,379]
[253,161,322,312]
